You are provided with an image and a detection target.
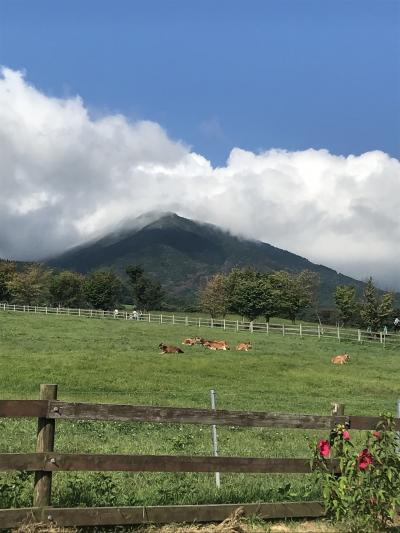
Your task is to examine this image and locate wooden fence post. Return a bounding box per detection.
[236,320,239,332]
[33,384,58,508]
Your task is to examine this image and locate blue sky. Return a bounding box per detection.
[1,0,399,166]
[1,1,400,288]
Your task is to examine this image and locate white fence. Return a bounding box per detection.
[0,302,399,347]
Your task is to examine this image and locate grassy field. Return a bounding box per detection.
[0,310,399,510]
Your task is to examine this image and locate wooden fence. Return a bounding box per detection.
[1,385,399,528]
[1,302,399,347]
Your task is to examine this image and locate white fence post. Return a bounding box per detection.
[282,324,285,336]
[266,322,269,335]
[299,323,302,337]
[210,389,221,489]
[185,316,188,326]
[358,329,361,342]
[199,318,201,328]
[317,324,321,339]
[160,314,163,324]
[172,314,175,325]
[211,318,214,328]
[236,320,239,332]
[250,321,254,334]
[223,319,226,331]
[337,326,340,342]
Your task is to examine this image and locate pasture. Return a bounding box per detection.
[0,310,399,510]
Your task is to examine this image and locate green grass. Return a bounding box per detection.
[0,310,398,509]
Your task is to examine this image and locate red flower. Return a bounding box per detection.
[342,430,350,440]
[358,448,373,469]
[318,439,331,457]
[372,431,381,439]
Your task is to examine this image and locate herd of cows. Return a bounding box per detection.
[158,336,252,354]
[158,337,351,365]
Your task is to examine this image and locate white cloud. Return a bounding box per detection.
[1,67,400,289]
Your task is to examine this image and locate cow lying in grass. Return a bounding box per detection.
[182,337,204,346]
[331,353,350,364]
[203,340,230,350]
[236,342,252,351]
[159,343,184,354]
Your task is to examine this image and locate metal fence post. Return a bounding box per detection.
[397,399,400,454]
[210,389,221,488]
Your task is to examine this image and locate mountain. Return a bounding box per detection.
[46,212,376,308]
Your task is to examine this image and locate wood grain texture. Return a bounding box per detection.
[33,384,57,507]
[1,399,398,429]
[0,400,47,418]
[0,501,326,527]
[0,453,340,473]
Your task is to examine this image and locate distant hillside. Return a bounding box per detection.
[45,212,378,308]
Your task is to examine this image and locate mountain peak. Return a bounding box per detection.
[47,211,370,307]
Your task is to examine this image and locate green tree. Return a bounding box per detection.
[227,268,266,321]
[334,285,358,326]
[84,269,122,310]
[126,265,164,311]
[199,273,229,318]
[269,270,313,323]
[259,274,280,323]
[0,261,17,302]
[6,264,52,305]
[50,270,86,308]
[360,277,394,331]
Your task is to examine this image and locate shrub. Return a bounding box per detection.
[312,415,400,532]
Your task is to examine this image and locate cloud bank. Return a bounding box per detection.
[1,67,400,289]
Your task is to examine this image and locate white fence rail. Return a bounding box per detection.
[0,302,399,347]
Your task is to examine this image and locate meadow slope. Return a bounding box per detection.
[0,311,398,509]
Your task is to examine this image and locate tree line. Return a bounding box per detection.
[0,259,397,331]
[0,261,163,311]
[199,268,397,331]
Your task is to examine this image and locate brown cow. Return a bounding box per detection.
[159,343,184,354]
[182,337,204,346]
[331,353,350,365]
[203,340,230,351]
[236,342,252,351]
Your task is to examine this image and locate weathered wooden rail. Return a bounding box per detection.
[0,385,398,529]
